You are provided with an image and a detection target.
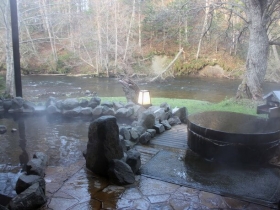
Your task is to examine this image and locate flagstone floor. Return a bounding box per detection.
[40,124,276,210]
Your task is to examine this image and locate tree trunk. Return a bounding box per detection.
[236,0,269,100]
[196,0,210,60]
[114,0,118,73]
[40,0,58,65]
[123,0,136,62]
[2,1,15,96]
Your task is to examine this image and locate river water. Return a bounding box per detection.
[21,75,280,103]
[0,75,279,198]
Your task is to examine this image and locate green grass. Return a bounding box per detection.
[100,97,263,116]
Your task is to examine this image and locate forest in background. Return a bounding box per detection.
[0,0,279,82]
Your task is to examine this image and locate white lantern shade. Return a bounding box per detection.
[138,90,151,105]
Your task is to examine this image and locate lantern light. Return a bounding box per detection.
[138,90,151,108]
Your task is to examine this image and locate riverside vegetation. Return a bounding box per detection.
[100,97,263,117]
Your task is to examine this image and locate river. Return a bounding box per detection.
[21,75,280,103]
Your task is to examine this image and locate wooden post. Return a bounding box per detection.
[10,0,22,97]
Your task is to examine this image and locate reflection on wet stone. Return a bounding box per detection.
[147,194,170,203]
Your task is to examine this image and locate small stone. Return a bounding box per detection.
[130,128,139,142]
[126,149,141,174]
[108,159,135,185]
[0,125,7,134]
[33,152,48,167]
[16,173,46,194]
[168,116,181,126]
[26,152,48,177]
[11,128,17,133]
[119,127,131,140]
[139,132,152,144]
[161,120,172,130]
[153,124,165,134]
[147,129,156,137]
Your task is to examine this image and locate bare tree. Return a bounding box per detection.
[236,0,280,99]
[0,0,14,96]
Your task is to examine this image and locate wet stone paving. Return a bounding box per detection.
[40,159,273,210]
[40,125,275,210]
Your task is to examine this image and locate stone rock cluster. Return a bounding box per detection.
[1,152,48,210]
[0,96,187,127]
[45,96,146,121]
[84,102,188,185]
[84,116,140,185]
[0,97,36,114]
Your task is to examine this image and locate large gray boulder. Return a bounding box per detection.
[168,116,181,126]
[113,102,125,110]
[153,107,170,122]
[172,107,188,123]
[88,97,101,109]
[92,105,103,117]
[86,116,124,176]
[80,107,93,116]
[130,128,139,142]
[119,127,131,140]
[138,111,155,129]
[102,106,115,116]
[160,102,171,112]
[11,97,24,110]
[62,106,81,117]
[134,126,146,136]
[131,104,146,120]
[9,183,47,210]
[79,99,89,107]
[139,132,152,144]
[22,101,35,112]
[3,99,12,111]
[115,107,133,118]
[108,159,135,185]
[101,101,113,108]
[62,98,79,110]
[46,104,60,114]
